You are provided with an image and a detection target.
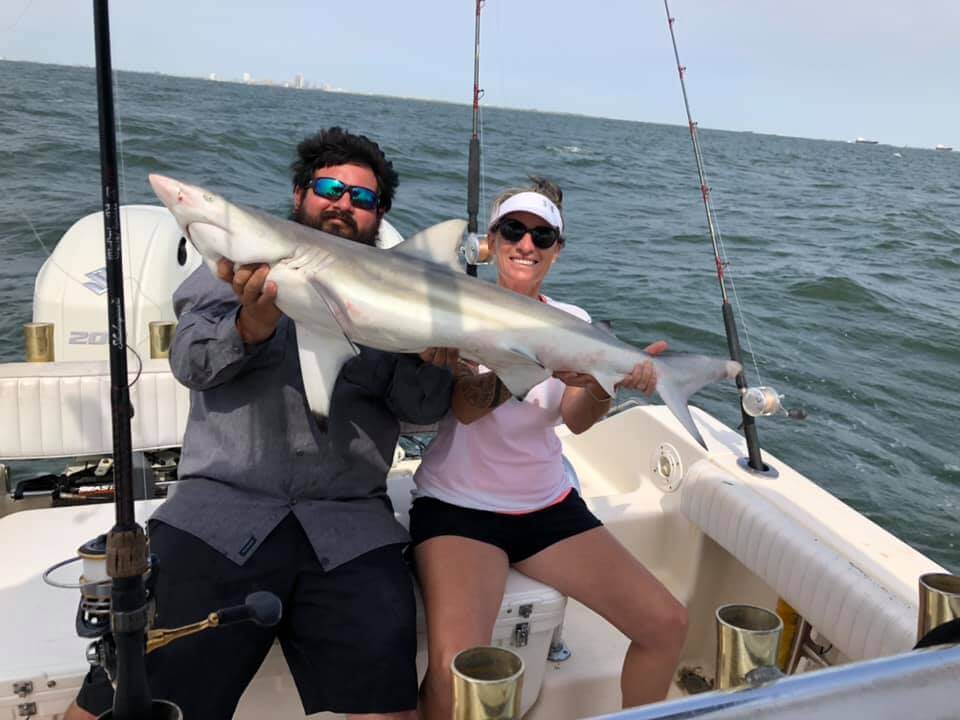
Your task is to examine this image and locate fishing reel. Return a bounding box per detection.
[459,231,492,266]
[43,534,154,678]
[741,386,807,420]
[43,535,282,681]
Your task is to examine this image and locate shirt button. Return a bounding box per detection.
[295,449,304,457]
[289,498,298,506]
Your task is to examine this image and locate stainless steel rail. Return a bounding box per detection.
[589,644,960,720]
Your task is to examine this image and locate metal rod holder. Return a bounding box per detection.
[24,322,55,362]
[452,646,524,720]
[918,572,960,640]
[715,604,783,689]
[149,321,175,359]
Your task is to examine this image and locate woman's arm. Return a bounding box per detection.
[558,340,668,434]
[451,365,513,424]
[557,376,612,434]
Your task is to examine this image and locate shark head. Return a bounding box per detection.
[149,173,295,267]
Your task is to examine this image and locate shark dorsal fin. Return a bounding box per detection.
[391,218,468,272]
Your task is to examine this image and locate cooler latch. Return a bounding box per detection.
[513,621,530,647]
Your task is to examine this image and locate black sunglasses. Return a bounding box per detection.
[493,217,561,249]
[307,177,380,211]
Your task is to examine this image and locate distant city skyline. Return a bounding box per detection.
[1,1,957,149]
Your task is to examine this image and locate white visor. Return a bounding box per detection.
[488,191,563,234]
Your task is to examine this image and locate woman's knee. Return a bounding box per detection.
[647,596,688,651]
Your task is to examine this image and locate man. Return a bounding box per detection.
[67,127,456,720]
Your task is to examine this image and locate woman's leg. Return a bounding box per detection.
[414,536,511,720]
[515,526,688,707]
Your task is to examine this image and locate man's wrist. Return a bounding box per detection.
[236,308,273,345]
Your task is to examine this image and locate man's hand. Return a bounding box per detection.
[217,258,282,345]
[617,340,668,396]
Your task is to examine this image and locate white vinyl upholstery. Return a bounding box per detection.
[680,460,917,661]
[0,360,189,459]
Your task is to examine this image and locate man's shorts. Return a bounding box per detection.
[408,488,602,564]
[76,513,417,719]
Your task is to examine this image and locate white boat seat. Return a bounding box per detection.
[0,360,189,460]
[680,460,916,661]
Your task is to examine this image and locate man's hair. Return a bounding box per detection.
[490,176,566,245]
[291,127,399,213]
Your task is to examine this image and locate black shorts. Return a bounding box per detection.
[76,514,416,719]
[409,488,602,564]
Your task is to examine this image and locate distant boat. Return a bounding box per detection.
[854,137,879,144]
[934,144,953,151]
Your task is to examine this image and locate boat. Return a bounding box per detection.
[934,144,953,151]
[2,4,959,720]
[854,137,879,144]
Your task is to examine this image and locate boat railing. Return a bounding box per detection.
[588,644,960,719]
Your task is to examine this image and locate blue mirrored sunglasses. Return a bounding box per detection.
[308,177,380,211]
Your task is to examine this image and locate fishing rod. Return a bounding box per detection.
[92,1,157,716]
[463,0,487,275]
[663,0,773,472]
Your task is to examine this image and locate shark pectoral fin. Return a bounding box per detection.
[653,354,741,450]
[481,349,553,398]
[294,326,358,417]
[392,218,468,272]
[496,363,554,398]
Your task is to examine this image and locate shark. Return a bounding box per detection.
[149,173,740,448]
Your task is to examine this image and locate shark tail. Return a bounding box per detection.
[650,354,741,449]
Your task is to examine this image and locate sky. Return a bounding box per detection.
[1,0,957,149]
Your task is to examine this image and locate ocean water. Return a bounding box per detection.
[1,60,958,571]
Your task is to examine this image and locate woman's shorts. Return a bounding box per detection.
[408,488,602,564]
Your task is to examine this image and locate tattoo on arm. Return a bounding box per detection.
[460,372,512,409]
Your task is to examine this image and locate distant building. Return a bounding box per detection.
[242,72,252,83]
[294,73,305,89]
[208,73,217,81]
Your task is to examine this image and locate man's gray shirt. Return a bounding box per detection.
[152,265,454,569]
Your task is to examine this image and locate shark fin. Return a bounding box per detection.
[591,371,620,398]
[653,354,741,449]
[392,219,468,272]
[471,346,552,398]
[294,326,358,417]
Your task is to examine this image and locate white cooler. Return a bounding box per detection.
[1,468,568,718]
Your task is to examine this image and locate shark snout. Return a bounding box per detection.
[148,173,184,210]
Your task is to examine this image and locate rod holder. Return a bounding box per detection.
[918,572,960,641]
[452,646,524,720]
[149,321,175,359]
[715,604,783,689]
[24,322,54,362]
[96,699,182,720]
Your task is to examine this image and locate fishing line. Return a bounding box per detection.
[0,0,35,36]
[662,8,764,384]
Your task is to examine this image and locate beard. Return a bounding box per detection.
[292,205,380,247]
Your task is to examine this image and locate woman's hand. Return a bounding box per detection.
[553,371,611,402]
[617,340,668,396]
[218,258,281,345]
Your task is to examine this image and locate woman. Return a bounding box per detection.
[411,178,688,720]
